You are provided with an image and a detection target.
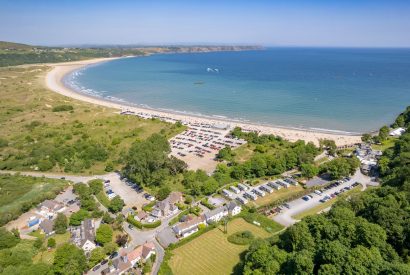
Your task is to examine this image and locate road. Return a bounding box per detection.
[273,169,376,227]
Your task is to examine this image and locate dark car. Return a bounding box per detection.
[92,265,101,271]
[128,224,134,229]
[100,259,108,265]
[109,252,118,259]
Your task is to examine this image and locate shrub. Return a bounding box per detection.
[127,215,142,229]
[47,238,56,248]
[52,105,74,112]
[227,230,254,245]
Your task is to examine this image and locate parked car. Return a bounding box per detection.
[100,259,108,265]
[128,224,134,229]
[302,196,310,201]
[92,265,101,271]
[314,190,322,195]
[109,252,118,259]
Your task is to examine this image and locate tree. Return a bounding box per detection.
[103,242,117,255]
[102,212,114,224]
[379,125,390,141]
[320,139,337,156]
[201,178,219,195]
[0,228,20,249]
[53,243,87,275]
[361,133,372,143]
[216,146,234,161]
[108,196,125,213]
[53,213,68,234]
[88,179,103,195]
[47,238,56,248]
[96,224,113,245]
[115,234,128,247]
[300,163,319,179]
[156,186,171,201]
[88,247,105,268]
[69,209,89,226]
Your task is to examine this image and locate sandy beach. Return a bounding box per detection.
[45,57,362,147]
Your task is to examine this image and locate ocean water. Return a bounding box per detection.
[64,48,410,133]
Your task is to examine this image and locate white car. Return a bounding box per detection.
[314,190,322,195]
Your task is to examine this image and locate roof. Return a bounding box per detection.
[173,215,205,233]
[127,242,156,262]
[80,219,95,246]
[40,200,63,211]
[39,219,54,234]
[227,201,240,212]
[204,206,227,220]
[168,192,183,205]
[136,211,147,220]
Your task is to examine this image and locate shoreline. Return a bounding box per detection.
[45,57,362,146]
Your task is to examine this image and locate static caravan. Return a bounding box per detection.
[271,183,282,190]
[267,181,277,188]
[222,189,234,198]
[260,185,273,193]
[277,179,290,188]
[244,192,257,201]
[237,183,249,191]
[236,196,248,205]
[252,188,266,197]
[284,178,298,186]
[230,186,241,194]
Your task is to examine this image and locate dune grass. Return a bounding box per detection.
[169,218,274,275]
[0,173,68,226]
[0,66,184,175]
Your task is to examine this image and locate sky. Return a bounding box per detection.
[1,0,410,47]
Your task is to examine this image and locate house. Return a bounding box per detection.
[227,201,242,216]
[151,192,181,218]
[134,211,148,222]
[39,219,55,236]
[204,206,228,223]
[151,200,178,218]
[389,127,405,136]
[173,215,206,238]
[168,191,183,205]
[70,218,96,252]
[37,200,65,219]
[125,242,156,266]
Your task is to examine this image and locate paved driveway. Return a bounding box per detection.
[273,170,374,227]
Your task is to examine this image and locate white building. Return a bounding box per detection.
[389,127,405,137]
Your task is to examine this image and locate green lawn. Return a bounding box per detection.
[372,137,397,151]
[169,218,275,275]
[0,174,68,226]
[32,232,70,265]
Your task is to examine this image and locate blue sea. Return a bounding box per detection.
[64,48,410,133]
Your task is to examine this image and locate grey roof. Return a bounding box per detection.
[80,219,95,246]
[227,201,239,212]
[39,219,54,234]
[204,206,227,220]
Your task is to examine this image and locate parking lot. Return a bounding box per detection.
[273,170,372,226]
[97,172,150,210]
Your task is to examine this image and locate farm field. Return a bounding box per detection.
[169,218,273,275]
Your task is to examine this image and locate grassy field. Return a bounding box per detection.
[32,232,71,265]
[232,144,255,163]
[372,137,397,151]
[169,218,272,275]
[292,186,362,220]
[0,66,184,174]
[247,185,304,208]
[0,173,68,226]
